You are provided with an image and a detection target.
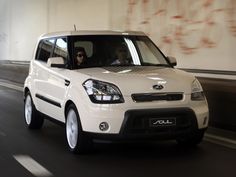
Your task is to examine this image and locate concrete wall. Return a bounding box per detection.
[0,0,110,61]
[0,0,236,72]
[110,0,236,71]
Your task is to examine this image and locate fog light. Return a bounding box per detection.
[99,122,109,131]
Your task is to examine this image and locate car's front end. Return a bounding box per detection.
[24,30,209,154]
[70,66,208,143]
[64,32,209,145]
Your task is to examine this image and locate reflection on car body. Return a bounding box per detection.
[23,30,209,154]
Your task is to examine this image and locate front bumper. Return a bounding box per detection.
[84,108,208,141]
[78,94,209,136]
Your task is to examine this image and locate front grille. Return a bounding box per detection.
[131,93,183,102]
[120,108,197,138]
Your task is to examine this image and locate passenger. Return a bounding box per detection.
[111,45,131,65]
[75,47,88,67]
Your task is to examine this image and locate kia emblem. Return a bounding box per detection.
[153,84,164,90]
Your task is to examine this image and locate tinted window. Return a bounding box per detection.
[36,38,55,62]
[71,35,169,69]
[72,36,132,68]
[75,41,93,57]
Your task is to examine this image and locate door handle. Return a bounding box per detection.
[65,79,70,86]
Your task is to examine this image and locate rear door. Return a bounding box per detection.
[34,37,70,122]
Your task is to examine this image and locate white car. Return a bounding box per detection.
[24,30,209,153]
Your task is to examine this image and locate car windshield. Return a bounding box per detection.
[71,35,170,69]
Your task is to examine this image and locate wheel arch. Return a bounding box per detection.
[64,100,77,120]
[23,87,30,100]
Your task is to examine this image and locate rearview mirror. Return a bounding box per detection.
[47,57,66,68]
[167,56,177,66]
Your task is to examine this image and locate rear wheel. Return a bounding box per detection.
[66,104,93,154]
[177,129,205,146]
[24,92,44,129]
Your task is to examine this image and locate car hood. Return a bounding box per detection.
[75,66,195,95]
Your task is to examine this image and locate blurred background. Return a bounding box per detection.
[0,0,236,71]
[0,2,235,176]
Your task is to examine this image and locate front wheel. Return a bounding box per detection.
[66,104,93,154]
[24,92,44,129]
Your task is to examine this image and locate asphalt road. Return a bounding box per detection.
[0,86,236,177]
[0,62,28,85]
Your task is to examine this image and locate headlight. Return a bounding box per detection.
[83,79,124,104]
[191,79,205,101]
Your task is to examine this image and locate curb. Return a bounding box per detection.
[204,134,236,149]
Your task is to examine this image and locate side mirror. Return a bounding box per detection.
[47,57,66,68]
[167,56,177,66]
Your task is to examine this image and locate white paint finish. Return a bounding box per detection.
[33,61,67,122]
[13,155,53,177]
[24,35,209,133]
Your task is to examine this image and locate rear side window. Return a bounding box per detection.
[36,38,55,62]
[52,38,68,60]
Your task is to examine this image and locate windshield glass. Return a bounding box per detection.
[71,35,169,69]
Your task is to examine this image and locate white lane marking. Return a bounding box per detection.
[13,155,53,177]
[204,133,236,149]
[0,81,23,92]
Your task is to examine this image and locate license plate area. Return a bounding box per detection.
[149,117,176,127]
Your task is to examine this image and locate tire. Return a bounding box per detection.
[176,129,205,147]
[65,104,93,154]
[24,92,44,129]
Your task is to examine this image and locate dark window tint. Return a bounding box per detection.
[72,36,131,68]
[36,39,55,62]
[71,35,169,69]
[74,41,93,57]
[52,38,68,60]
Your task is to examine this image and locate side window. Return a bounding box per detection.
[36,38,55,62]
[52,38,68,61]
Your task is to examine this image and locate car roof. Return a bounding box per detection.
[40,30,146,39]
